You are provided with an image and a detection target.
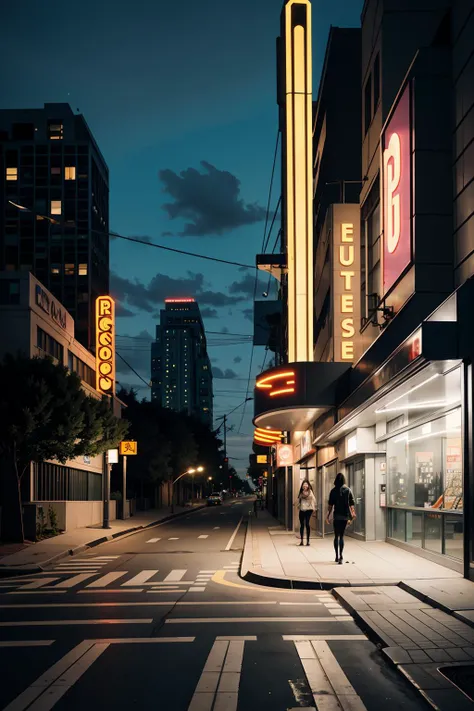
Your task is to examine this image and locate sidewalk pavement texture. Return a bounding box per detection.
[0,504,205,576]
[242,510,474,708]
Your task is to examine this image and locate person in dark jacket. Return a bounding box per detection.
[326,473,356,564]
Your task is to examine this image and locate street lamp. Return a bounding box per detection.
[170,466,205,513]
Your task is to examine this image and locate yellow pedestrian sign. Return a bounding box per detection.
[119,441,138,455]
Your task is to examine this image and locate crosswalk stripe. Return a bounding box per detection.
[55,573,97,588]
[198,535,209,539]
[88,556,120,560]
[189,587,206,592]
[146,538,161,543]
[163,570,187,582]
[19,578,58,590]
[86,572,128,588]
[122,570,159,586]
[168,537,179,540]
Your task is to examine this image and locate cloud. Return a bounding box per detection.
[116,302,136,318]
[233,356,242,364]
[110,270,246,313]
[200,307,218,318]
[242,308,253,321]
[228,274,256,297]
[159,161,267,237]
[116,330,153,378]
[212,367,238,379]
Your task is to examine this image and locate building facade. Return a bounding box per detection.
[0,103,109,350]
[254,0,474,578]
[0,271,120,533]
[151,299,213,427]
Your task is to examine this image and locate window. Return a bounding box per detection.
[65,263,75,275]
[51,265,60,275]
[364,73,372,134]
[0,279,20,305]
[37,327,64,361]
[78,263,87,276]
[6,167,18,181]
[49,122,63,140]
[68,351,95,387]
[65,166,76,180]
[373,53,380,109]
[367,203,381,300]
[51,167,61,176]
[51,200,62,215]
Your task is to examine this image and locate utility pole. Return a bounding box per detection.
[121,455,127,519]
[102,451,111,529]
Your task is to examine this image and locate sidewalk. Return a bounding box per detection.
[242,509,461,588]
[0,504,204,576]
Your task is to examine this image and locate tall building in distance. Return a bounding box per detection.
[151,298,213,427]
[0,103,109,350]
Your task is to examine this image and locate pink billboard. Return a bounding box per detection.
[383,84,412,295]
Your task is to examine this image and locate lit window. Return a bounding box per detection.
[51,265,60,275]
[78,263,87,276]
[65,166,76,180]
[6,167,18,181]
[51,200,62,215]
[65,263,75,275]
[49,123,63,140]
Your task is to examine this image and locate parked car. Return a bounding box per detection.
[207,493,222,506]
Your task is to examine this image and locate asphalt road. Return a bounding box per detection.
[0,499,425,710]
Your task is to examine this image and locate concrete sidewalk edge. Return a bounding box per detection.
[0,504,206,578]
[399,580,474,631]
[240,515,398,590]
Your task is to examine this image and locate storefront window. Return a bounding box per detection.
[348,460,365,535]
[387,407,462,511]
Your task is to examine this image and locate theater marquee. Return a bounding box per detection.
[96,296,115,395]
[332,204,361,362]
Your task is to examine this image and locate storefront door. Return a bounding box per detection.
[350,459,365,536]
[323,462,337,536]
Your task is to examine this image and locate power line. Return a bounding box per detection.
[116,351,151,388]
[262,196,282,254]
[261,131,280,253]
[7,201,256,270]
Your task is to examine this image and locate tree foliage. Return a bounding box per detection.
[0,354,128,541]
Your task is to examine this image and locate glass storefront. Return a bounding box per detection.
[386,403,463,560]
[347,459,365,535]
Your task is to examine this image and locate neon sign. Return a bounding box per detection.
[165,298,195,303]
[96,296,115,395]
[332,206,361,363]
[256,370,296,397]
[254,427,282,446]
[383,84,411,295]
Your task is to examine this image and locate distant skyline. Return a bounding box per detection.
[1,0,363,476]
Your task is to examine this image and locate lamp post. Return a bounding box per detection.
[170,466,204,513]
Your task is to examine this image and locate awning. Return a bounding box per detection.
[253,361,350,431]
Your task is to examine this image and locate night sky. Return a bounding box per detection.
[1,0,362,476]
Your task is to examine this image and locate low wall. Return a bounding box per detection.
[40,501,117,531]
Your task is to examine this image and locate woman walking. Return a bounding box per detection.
[297,480,316,546]
[326,473,356,564]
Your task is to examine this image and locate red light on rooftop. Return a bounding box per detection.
[165,298,195,303]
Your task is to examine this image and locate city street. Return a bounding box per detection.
[0,500,423,710]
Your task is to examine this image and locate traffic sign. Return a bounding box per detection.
[119,441,138,455]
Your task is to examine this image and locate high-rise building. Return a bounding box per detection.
[151,298,213,427]
[0,103,109,350]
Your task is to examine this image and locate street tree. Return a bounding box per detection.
[0,354,128,541]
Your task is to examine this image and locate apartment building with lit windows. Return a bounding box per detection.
[151,299,213,427]
[0,103,109,350]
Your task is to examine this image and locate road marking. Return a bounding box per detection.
[122,570,159,586]
[328,609,350,616]
[85,572,128,588]
[54,573,98,588]
[57,562,104,566]
[213,527,220,530]
[283,635,367,641]
[87,556,120,560]
[280,602,323,606]
[0,602,174,608]
[2,640,96,711]
[189,587,206,592]
[188,637,254,711]
[98,637,195,643]
[168,537,179,540]
[7,590,67,595]
[225,516,243,551]
[215,636,257,641]
[0,640,55,647]
[18,578,59,590]
[0,619,152,627]
[147,590,181,594]
[79,589,144,594]
[146,538,161,543]
[211,570,322,594]
[199,570,218,573]
[164,570,187,582]
[175,602,278,606]
[166,617,345,624]
[294,640,368,711]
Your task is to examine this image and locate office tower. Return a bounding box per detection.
[151,299,213,427]
[0,103,109,350]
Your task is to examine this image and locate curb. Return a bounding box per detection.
[399,581,474,631]
[0,505,206,578]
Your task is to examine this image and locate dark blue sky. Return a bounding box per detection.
[1,0,362,475]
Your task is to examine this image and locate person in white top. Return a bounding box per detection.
[296,480,317,546]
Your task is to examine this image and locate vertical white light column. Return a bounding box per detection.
[284,0,313,363]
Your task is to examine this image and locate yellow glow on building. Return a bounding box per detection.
[284,0,313,363]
